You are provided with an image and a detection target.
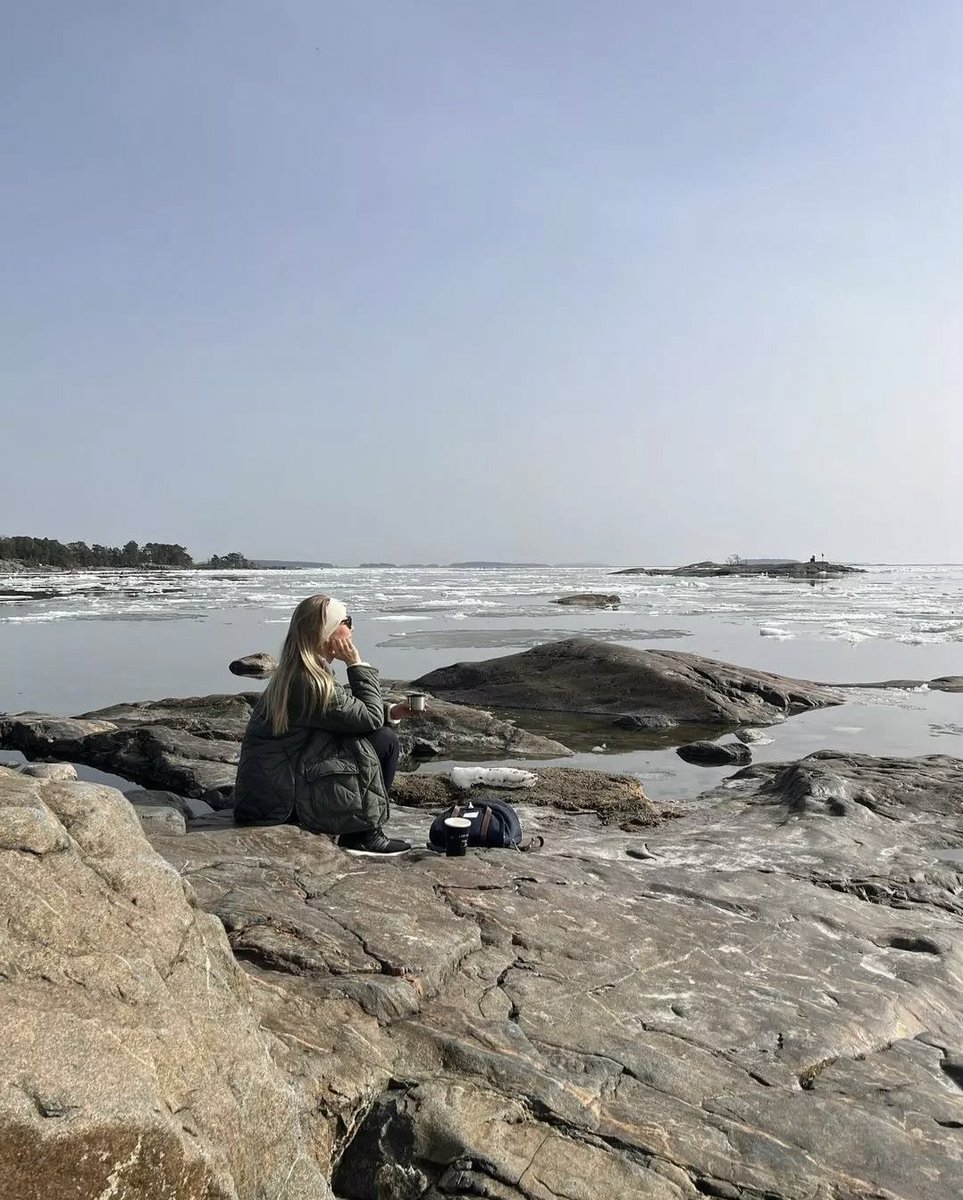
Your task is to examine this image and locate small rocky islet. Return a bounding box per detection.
[612,559,863,578]
[1,637,962,1199]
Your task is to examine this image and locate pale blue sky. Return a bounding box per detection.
[2,2,961,564]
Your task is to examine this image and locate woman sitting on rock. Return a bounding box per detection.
[234,593,414,856]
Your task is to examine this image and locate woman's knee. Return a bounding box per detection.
[368,726,399,759]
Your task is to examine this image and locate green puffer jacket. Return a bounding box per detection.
[234,664,391,835]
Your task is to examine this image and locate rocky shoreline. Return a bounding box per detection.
[3,747,962,1198]
[2,639,962,1199]
[0,640,849,798]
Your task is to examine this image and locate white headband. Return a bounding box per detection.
[321,598,348,643]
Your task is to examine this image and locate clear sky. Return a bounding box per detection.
[2,2,961,565]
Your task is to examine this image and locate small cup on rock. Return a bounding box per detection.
[444,816,471,857]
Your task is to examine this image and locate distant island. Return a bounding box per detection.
[251,560,335,570]
[612,558,863,578]
[0,536,254,571]
[450,561,550,568]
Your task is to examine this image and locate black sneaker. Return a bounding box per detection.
[338,828,411,857]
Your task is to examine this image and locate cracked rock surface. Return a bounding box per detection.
[157,751,961,1198]
[3,751,961,1198]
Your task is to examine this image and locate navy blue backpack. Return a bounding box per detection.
[428,796,540,851]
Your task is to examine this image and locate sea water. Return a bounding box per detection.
[2,564,962,798]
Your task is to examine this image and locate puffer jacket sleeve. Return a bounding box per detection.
[302,664,386,734]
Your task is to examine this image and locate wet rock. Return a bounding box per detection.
[0,713,118,759]
[410,739,443,758]
[612,712,677,730]
[229,652,278,679]
[552,593,621,607]
[1,689,571,802]
[380,689,573,761]
[416,637,841,729]
[80,692,258,741]
[734,726,771,743]
[83,724,240,804]
[676,740,752,766]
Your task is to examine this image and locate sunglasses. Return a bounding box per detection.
[340,614,353,630]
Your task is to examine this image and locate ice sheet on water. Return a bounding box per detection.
[375,626,693,651]
[834,687,925,710]
[3,564,963,650]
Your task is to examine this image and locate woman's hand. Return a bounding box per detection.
[329,630,362,666]
[389,701,414,721]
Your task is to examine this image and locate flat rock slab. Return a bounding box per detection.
[144,749,963,1199]
[415,636,842,728]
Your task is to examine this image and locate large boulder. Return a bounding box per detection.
[415,636,842,728]
[0,767,329,1199]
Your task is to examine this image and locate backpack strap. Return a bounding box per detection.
[479,806,494,843]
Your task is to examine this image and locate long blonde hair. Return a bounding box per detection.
[262,594,338,734]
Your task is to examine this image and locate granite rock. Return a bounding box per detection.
[0,768,330,1200]
[416,637,842,730]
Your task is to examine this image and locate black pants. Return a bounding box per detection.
[366,726,399,792]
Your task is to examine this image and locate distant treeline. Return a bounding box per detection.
[0,536,252,570]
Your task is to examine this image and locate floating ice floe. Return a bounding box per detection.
[450,766,537,790]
